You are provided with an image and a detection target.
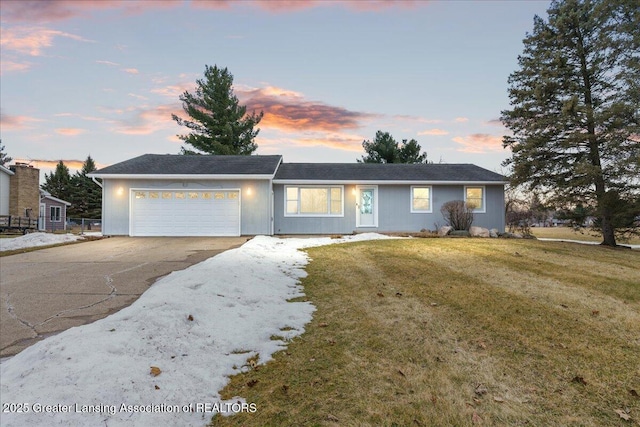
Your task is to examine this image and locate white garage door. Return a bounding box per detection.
[130,189,240,236]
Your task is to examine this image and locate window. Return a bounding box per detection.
[202,192,212,199]
[162,192,172,199]
[175,192,185,199]
[188,192,199,199]
[214,192,225,200]
[50,206,61,222]
[135,191,146,199]
[149,192,159,199]
[285,186,343,216]
[411,186,432,213]
[465,186,485,212]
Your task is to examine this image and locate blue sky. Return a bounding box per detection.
[0,0,550,180]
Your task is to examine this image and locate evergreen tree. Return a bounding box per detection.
[69,156,101,218]
[358,131,429,163]
[0,140,12,166]
[41,161,72,203]
[172,65,263,155]
[501,0,640,246]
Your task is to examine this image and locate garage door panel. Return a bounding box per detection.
[130,190,240,236]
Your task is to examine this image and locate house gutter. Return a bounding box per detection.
[91,176,103,188]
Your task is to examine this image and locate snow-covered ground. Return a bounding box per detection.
[0,234,395,427]
[538,237,640,249]
[0,232,84,252]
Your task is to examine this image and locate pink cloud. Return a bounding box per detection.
[0,60,31,75]
[192,0,424,13]
[96,60,119,66]
[0,112,42,130]
[123,68,139,75]
[13,158,101,171]
[257,132,365,153]
[1,0,181,23]
[454,117,469,123]
[238,86,377,133]
[114,104,182,135]
[393,115,442,124]
[418,128,449,136]
[150,82,195,98]
[0,26,93,56]
[55,128,85,136]
[452,134,504,153]
[294,133,365,152]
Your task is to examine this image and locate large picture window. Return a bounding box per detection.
[411,186,432,213]
[465,186,485,212]
[285,186,343,216]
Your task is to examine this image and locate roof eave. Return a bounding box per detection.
[272,179,508,185]
[88,173,276,180]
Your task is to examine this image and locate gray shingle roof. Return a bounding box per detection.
[91,154,283,175]
[91,154,505,183]
[273,163,506,182]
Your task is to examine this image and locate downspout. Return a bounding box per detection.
[89,176,104,235]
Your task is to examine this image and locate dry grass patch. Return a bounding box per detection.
[212,239,640,426]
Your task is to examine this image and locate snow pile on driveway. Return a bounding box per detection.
[0,232,83,252]
[0,234,395,427]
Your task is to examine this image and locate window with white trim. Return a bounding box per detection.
[50,206,61,222]
[285,186,343,216]
[465,186,485,212]
[411,186,432,213]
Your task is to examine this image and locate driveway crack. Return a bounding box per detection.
[34,274,118,328]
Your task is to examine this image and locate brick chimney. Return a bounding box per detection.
[9,163,40,218]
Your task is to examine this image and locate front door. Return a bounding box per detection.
[356,186,377,227]
[39,203,46,231]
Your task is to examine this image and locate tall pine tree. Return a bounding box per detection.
[172,65,263,155]
[41,161,72,203]
[69,156,101,218]
[501,0,640,246]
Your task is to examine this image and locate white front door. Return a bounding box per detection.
[356,186,377,228]
[39,203,46,231]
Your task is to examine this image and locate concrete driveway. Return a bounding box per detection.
[0,236,247,357]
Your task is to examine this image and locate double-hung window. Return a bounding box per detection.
[465,186,485,212]
[285,186,343,216]
[50,206,61,222]
[411,186,432,213]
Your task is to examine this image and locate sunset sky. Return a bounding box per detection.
[0,0,551,180]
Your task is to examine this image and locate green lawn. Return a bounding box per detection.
[213,238,639,426]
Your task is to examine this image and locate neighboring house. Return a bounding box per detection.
[4,163,40,219]
[0,165,14,215]
[89,154,506,237]
[39,190,71,231]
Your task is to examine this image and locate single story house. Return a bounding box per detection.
[89,154,506,237]
[39,190,71,231]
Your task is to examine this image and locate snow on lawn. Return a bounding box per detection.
[538,238,640,249]
[0,232,83,252]
[0,233,396,427]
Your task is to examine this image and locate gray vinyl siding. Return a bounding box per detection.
[273,184,505,234]
[101,178,272,236]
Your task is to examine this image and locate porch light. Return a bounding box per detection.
[245,187,252,196]
[116,187,124,196]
